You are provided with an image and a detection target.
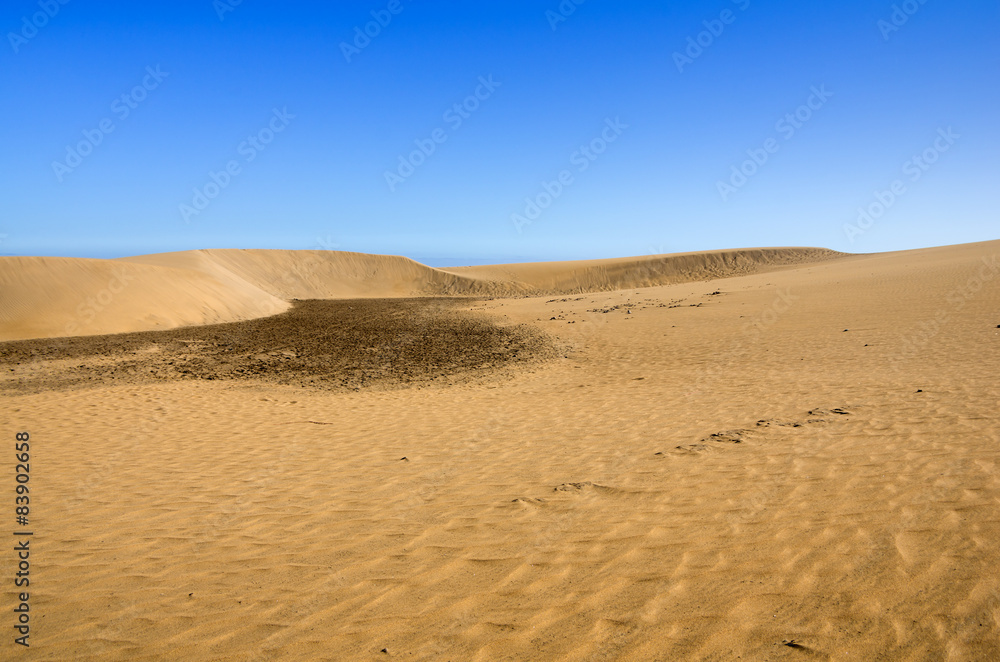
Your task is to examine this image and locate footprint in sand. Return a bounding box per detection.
[755,419,803,428]
[807,406,852,418]
[553,482,627,497]
[702,429,754,444]
[554,481,595,492]
[507,483,620,510]
[660,405,863,458]
[658,444,720,456]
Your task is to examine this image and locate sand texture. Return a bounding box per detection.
[1,240,999,660]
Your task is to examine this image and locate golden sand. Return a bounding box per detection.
[1,240,998,660]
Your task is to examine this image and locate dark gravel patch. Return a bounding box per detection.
[0,299,554,394]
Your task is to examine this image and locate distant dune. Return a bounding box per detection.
[0,247,846,341]
[443,247,843,294]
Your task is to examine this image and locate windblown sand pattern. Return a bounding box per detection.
[1,241,998,660]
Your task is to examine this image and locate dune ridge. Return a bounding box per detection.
[443,246,843,294]
[1,247,844,341]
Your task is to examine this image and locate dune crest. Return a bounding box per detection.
[1,247,843,341]
[443,247,843,294]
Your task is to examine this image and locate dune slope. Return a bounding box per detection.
[1,247,845,341]
[442,246,843,294]
[0,255,287,342]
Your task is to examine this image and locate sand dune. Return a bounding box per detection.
[444,246,843,294]
[2,246,845,341]
[1,240,998,660]
[0,255,287,342]
[196,249,493,299]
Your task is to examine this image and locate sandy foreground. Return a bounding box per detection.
[1,241,999,660]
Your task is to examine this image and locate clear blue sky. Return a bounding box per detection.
[2,0,997,264]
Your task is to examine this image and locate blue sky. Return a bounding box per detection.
[1,0,997,264]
